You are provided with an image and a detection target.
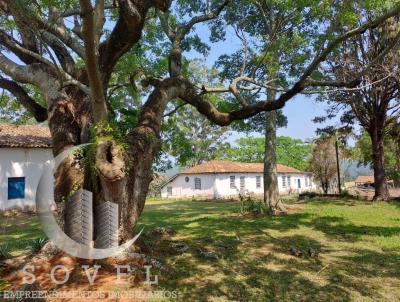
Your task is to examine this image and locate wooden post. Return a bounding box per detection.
[335,139,342,195]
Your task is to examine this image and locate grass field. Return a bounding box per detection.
[1,198,400,301]
[138,198,400,301]
[0,211,44,257]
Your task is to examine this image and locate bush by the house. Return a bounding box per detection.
[239,194,267,215]
[298,191,319,200]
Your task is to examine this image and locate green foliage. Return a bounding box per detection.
[0,244,11,260]
[352,130,400,182]
[26,238,48,254]
[163,103,229,167]
[215,136,312,171]
[298,191,319,200]
[238,194,267,216]
[162,60,230,168]
[0,91,35,124]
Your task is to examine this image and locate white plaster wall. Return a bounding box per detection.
[214,173,263,197]
[161,172,317,198]
[0,147,54,210]
[161,173,217,198]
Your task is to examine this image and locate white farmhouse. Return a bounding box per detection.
[0,124,53,210]
[161,160,316,199]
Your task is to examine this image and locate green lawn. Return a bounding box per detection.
[0,212,44,256]
[1,199,400,301]
[138,199,400,302]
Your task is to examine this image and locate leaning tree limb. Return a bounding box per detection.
[0,78,48,122]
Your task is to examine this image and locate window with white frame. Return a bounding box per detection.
[195,178,201,190]
[282,175,286,187]
[240,176,245,190]
[256,176,261,188]
[287,175,291,187]
[230,176,236,189]
[167,186,172,196]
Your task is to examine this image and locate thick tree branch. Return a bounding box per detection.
[41,32,76,76]
[36,20,85,58]
[147,77,300,126]
[5,0,40,60]
[0,52,89,95]
[0,31,56,68]
[99,0,171,85]
[0,30,41,65]
[80,0,108,121]
[1,1,85,58]
[0,53,39,84]
[0,78,48,122]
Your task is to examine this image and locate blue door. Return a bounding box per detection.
[297,179,301,189]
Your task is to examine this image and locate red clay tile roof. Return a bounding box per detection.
[355,175,374,184]
[0,124,52,148]
[181,160,306,174]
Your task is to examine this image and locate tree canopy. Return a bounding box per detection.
[215,136,312,171]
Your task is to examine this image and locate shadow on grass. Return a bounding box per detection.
[138,201,400,301]
[311,216,400,241]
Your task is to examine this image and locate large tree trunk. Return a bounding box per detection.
[264,107,286,215]
[369,127,390,201]
[47,90,163,245]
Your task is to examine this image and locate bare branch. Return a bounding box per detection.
[40,32,76,75]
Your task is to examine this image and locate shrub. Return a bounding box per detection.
[0,244,11,260]
[298,191,319,200]
[239,193,267,215]
[26,238,48,254]
[340,189,353,198]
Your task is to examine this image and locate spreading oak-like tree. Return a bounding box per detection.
[0,0,399,243]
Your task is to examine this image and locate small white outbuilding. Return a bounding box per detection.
[161,160,316,199]
[0,124,54,210]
